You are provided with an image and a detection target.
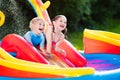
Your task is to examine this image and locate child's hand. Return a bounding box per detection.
[60,49,66,57]
[46,22,52,27]
[39,48,53,58]
[41,52,52,58]
[55,47,66,57]
[45,52,53,59]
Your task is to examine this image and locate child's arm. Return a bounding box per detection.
[45,23,53,53]
[39,33,52,58]
[54,34,66,57]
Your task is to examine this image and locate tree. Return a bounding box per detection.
[44,0,92,32]
[91,0,120,23]
[0,0,35,38]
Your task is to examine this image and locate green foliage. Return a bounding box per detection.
[45,0,92,32]
[94,18,120,32]
[68,31,84,50]
[0,0,35,38]
[91,0,120,24]
[46,0,120,32]
[0,0,120,39]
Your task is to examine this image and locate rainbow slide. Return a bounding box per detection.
[84,29,120,54]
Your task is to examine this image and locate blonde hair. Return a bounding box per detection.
[29,17,45,29]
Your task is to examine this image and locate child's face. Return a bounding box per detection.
[53,16,67,31]
[32,20,45,34]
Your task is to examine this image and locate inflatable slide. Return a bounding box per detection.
[1,0,86,67]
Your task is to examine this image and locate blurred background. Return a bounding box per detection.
[0,0,120,50]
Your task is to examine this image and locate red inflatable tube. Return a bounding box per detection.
[0,66,63,78]
[1,34,48,64]
[58,39,87,67]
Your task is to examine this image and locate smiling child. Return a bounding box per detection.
[24,17,52,58]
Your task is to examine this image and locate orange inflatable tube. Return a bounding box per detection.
[0,66,63,78]
[1,34,48,64]
[83,29,120,54]
[84,37,120,54]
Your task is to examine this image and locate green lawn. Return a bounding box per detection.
[67,31,84,50]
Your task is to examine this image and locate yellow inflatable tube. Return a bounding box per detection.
[84,29,120,47]
[0,47,95,77]
[0,48,58,68]
[28,0,50,18]
[0,11,5,27]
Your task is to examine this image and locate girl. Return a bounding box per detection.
[51,15,67,57]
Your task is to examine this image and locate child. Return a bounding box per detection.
[51,15,67,57]
[42,15,68,67]
[24,17,51,58]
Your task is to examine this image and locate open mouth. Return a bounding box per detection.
[60,25,64,28]
[39,28,44,31]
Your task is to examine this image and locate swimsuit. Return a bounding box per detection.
[24,31,45,48]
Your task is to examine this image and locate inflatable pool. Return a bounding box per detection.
[0,0,120,80]
[0,47,120,80]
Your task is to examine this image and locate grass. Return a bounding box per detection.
[67,31,84,50]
